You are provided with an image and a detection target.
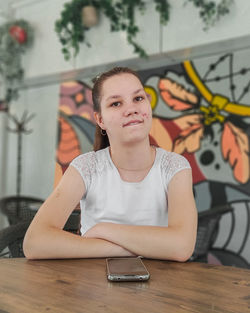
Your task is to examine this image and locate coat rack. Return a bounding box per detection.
[7,110,35,196]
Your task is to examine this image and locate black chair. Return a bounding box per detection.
[207,199,250,269]
[209,248,249,268]
[0,195,81,258]
[0,221,30,258]
[190,204,233,262]
[0,210,81,258]
[0,196,44,225]
[63,209,81,234]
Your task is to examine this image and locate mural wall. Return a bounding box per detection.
[55,50,250,266]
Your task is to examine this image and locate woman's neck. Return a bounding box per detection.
[109,139,155,172]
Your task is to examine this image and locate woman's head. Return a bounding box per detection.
[92,67,152,151]
[92,67,142,112]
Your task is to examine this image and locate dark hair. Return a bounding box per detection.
[92,66,142,151]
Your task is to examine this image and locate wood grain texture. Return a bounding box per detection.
[0,258,249,313]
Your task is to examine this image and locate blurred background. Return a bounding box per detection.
[0,0,250,267]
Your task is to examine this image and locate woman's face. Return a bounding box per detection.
[95,73,152,146]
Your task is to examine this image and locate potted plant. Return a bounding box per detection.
[55,0,233,61]
[0,19,34,110]
[81,5,99,27]
[55,0,170,60]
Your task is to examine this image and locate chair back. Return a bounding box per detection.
[0,196,44,225]
[0,221,30,258]
[191,204,232,261]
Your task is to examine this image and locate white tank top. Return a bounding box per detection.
[70,147,191,235]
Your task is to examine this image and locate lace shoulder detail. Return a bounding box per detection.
[160,150,191,187]
[70,151,97,191]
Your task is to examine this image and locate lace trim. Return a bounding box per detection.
[160,151,191,185]
[70,149,109,190]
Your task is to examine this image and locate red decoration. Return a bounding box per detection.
[0,101,7,112]
[9,25,27,44]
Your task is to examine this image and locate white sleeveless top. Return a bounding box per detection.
[70,147,191,235]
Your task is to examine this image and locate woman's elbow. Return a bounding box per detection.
[174,249,193,262]
[23,228,40,260]
[23,234,34,259]
[23,248,36,260]
[172,241,196,262]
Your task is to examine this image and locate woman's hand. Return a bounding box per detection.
[84,223,104,238]
[84,223,136,257]
[84,222,117,240]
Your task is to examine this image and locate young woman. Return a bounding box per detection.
[23,67,197,261]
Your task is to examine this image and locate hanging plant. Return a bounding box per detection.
[0,19,34,110]
[55,0,233,61]
[55,0,170,60]
[81,5,99,27]
[185,0,233,30]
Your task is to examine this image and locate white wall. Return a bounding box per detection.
[161,0,250,52]
[5,83,59,199]
[1,0,250,200]
[0,114,8,198]
[16,0,160,78]
[14,0,250,79]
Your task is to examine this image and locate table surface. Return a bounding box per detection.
[0,258,249,313]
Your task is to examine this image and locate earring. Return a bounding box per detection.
[101,129,106,136]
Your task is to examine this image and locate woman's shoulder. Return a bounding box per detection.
[70,147,108,169]
[69,147,109,189]
[156,147,191,173]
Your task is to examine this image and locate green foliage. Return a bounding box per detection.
[54,0,232,61]
[0,20,34,106]
[55,0,171,60]
[185,0,234,30]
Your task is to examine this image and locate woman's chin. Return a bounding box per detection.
[122,133,150,145]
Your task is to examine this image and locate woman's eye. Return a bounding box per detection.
[135,96,144,101]
[111,102,121,107]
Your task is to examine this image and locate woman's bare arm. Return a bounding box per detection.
[23,166,134,259]
[84,169,197,261]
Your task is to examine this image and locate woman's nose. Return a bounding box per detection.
[124,103,139,116]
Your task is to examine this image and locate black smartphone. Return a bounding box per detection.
[106,257,150,282]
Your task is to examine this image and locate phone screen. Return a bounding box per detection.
[106,257,150,282]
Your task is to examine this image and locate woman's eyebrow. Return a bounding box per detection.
[105,94,121,102]
[133,88,144,94]
[105,88,144,102]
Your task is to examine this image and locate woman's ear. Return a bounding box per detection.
[94,112,106,130]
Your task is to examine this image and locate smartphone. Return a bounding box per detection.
[106,257,150,282]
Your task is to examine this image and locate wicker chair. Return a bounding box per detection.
[190,204,233,262]
[0,211,81,258]
[209,248,249,268]
[0,221,30,258]
[0,196,44,225]
[63,210,81,234]
[0,195,81,258]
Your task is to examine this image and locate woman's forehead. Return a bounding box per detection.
[101,73,142,99]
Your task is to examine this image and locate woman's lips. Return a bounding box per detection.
[123,120,143,127]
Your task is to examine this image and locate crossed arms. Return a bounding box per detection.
[23,166,197,261]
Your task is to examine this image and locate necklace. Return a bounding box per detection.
[116,162,153,172]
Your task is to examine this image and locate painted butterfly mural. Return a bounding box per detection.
[56,52,250,266]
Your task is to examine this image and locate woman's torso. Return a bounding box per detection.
[70,147,190,235]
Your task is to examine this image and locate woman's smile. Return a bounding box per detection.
[123,119,144,127]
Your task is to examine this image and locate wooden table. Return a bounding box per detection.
[0,258,249,313]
